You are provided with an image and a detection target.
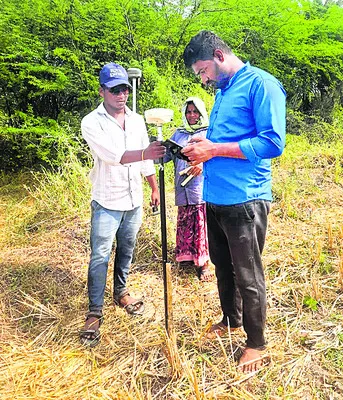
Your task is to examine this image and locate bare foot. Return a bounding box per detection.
[237,347,267,374]
[197,265,214,282]
[205,322,241,339]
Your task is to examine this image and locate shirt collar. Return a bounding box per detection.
[97,102,132,117]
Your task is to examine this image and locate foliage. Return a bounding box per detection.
[287,106,343,144]
[0,125,87,172]
[0,0,343,170]
[26,150,92,219]
[303,295,318,311]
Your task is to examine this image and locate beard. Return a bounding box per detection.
[205,63,226,88]
[205,79,217,88]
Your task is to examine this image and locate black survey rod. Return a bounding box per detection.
[159,160,169,332]
[157,126,173,336]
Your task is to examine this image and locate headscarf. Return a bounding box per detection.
[181,97,209,132]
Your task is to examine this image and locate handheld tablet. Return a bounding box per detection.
[163,139,190,162]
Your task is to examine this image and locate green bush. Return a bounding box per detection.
[0,125,85,172]
[286,109,343,144]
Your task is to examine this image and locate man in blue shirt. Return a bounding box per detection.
[182,30,286,373]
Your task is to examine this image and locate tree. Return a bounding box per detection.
[1,0,343,170]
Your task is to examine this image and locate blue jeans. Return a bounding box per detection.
[88,200,142,312]
[206,200,270,350]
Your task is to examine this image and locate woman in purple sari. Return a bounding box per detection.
[164,97,213,281]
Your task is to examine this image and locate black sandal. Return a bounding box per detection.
[79,311,103,348]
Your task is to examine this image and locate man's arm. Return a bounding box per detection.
[145,174,160,206]
[120,141,166,164]
[82,118,124,165]
[239,79,286,162]
[183,79,286,165]
[82,112,166,165]
[182,137,245,165]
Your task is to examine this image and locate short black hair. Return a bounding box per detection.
[183,30,232,68]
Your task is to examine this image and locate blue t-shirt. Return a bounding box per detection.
[204,62,286,205]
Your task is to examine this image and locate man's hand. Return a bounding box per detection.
[188,163,203,176]
[145,175,160,207]
[144,141,166,160]
[150,189,160,207]
[182,137,216,165]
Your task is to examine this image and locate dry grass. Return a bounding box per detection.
[1,135,343,399]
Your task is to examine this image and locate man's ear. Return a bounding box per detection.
[99,87,104,98]
[214,49,224,63]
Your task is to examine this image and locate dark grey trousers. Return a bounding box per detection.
[206,200,270,350]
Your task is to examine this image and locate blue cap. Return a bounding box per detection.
[99,63,132,89]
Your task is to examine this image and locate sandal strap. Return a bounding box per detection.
[123,299,143,309]
[80,329,100,335]
[114,289,130,304]
[86,311,103,322]
[79,328,101,347]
